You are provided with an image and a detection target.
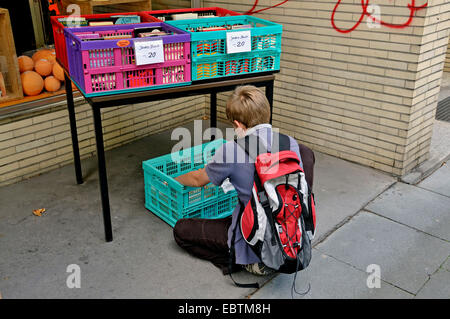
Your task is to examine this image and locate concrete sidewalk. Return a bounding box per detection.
[0,120,449,299]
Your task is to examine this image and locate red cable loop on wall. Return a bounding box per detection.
[331,0,428,33]
[243,0,428,34]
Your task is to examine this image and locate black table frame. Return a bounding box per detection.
[64,71,277,242]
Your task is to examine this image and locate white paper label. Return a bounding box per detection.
[134,39,164,65]
[226,30,251,54]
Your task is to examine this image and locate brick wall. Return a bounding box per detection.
[203,0,449,176]
[0,96,205,187]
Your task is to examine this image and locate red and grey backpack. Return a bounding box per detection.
[229,133,316,292]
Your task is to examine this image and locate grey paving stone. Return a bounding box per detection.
[365,182,450,241]
[443,257,450,271]
[315,211,450,294]
[401,120,450,185]
[312,152,395,243]
[415,269,450,299]
[251,249,412,299]
[418,163,450,198]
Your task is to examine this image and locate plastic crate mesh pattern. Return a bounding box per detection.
[143,140,237,227]
[64,22,191,96]
[166,15,282,81]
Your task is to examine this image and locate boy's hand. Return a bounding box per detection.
[174,168,210,188]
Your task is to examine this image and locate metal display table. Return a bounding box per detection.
[64,70,278,242]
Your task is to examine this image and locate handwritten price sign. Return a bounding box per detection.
[134,39,164,65]
[226,30,252,54]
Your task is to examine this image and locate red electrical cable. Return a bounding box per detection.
[244,0,289,15]
[244,0,259,14]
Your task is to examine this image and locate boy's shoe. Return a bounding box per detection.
[244,263,275,276]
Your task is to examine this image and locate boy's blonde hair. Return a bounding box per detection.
[226,85,270,129]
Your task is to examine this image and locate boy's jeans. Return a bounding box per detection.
[173,216,238,275]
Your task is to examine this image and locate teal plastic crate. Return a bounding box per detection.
[166,15,282,81]
[142,139,238,227]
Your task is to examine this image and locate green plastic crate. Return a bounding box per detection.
[166,15,282,81]
[142,139,238,227]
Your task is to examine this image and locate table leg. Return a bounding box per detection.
[65,73,83,184]
[210,91,217,141]
[266,80,274,124]
[92,106,113,242]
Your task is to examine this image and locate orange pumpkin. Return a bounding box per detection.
[52,63,65,81]
[21,71,44,96]
[45,51,57,64]
[32,49,53,62]
[44,76,61,92]
[18,56,34,73]
[35,59,53,77]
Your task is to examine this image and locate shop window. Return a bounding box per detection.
[0,0,69,109]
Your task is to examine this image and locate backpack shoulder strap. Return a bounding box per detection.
[272,132,291,153]
[234,131,293,206]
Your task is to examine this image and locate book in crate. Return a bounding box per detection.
[57,0,152,16]
[50,12,159,72]
[64,22,191,97]
[141,7,240,22]
[166,15,282,81]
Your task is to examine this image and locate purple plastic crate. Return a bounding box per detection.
[64,22,191,96]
